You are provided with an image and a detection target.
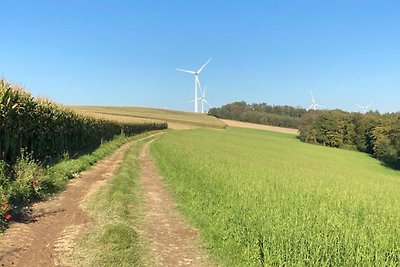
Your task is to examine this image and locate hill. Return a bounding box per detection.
[70,106,227,129]
[209,101,307,129]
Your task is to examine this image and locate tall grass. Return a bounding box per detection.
[152,128,400,266]
[0,80,167,164]
[0,78,166,229]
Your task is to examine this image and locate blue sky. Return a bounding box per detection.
[1,1,399,113]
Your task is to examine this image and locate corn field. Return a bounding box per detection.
[0,80,167,164]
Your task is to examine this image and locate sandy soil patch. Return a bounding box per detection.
[222,119,299,135]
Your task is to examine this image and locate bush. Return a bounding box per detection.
[299,110,400,169]
[209,101,306,128]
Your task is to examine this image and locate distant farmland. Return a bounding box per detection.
[222,119,298,135]
[152,127,400,266]
[71,106,227,129]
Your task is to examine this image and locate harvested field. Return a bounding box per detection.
[70,106,226,129]
[222,119,298,135]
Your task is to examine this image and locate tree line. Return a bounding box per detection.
[299,110,400,169]
[208,101,307,128]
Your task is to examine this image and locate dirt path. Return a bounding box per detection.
[139,140,212,267]
[0,141,134,267]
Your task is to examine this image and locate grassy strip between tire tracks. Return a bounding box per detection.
[63,134,160,266]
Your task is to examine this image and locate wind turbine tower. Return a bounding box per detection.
[176,58,212,113]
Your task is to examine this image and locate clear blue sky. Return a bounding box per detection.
[1,1,399,113]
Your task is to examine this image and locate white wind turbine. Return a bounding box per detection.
[356,103,373,114]
[308,91,325,111]
[176,58,212,113]
[198,83,212,113]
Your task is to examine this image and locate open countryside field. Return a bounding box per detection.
[222,119,299,135]
[3,2,399,266]
[151,127,400,266]
[3,89,400,266]
[71,105,227,129]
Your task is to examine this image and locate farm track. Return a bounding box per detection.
[139,140,212,267]
[0,140,134,267]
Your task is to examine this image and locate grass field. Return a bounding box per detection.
[151,128,400,266]
[70,106,227,129]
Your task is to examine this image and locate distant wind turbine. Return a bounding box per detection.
[356,103,373,114]
[198,83,212,113]
[176,58,212,113]
[308,91,325,111]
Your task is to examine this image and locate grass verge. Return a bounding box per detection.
[63,135,158,266]
[0,132,158,230]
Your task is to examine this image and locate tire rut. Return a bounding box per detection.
[0,141,134,267]
[139,140,213,267]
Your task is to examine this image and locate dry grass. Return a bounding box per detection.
[70,106,227,129]
[222,119,299,135]
[73,110,159,124]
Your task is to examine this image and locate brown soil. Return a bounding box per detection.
[222,119,299,135]
[0,141,133,267]
[139,141,212,267]
[0,133,213,267]
[167,122,198,130]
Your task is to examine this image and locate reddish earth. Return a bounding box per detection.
[0,141,133,267]
[0,134,213,266]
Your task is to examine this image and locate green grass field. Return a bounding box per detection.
[70,106,226,129]
[151,128,400,266]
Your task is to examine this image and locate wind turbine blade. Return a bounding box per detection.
[197,79,203,95]
[202,84,206,98]
[197,58,212,74]
[175,68,196,74]
[307,104,314,110]
[366,103,373,108]
[204,99,212,108]
[190,98,202,103]
[310,91,315,103]
[316,104,326,109]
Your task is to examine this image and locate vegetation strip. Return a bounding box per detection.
[152,128,400,266]
[209,101,307,129]
[0,137,136,266]
[299,110,400,169]
[0,132,158,231]
[64,134,162,266]
[0,79,167,230]
[71,105,227,129]
[0,80,167,164]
